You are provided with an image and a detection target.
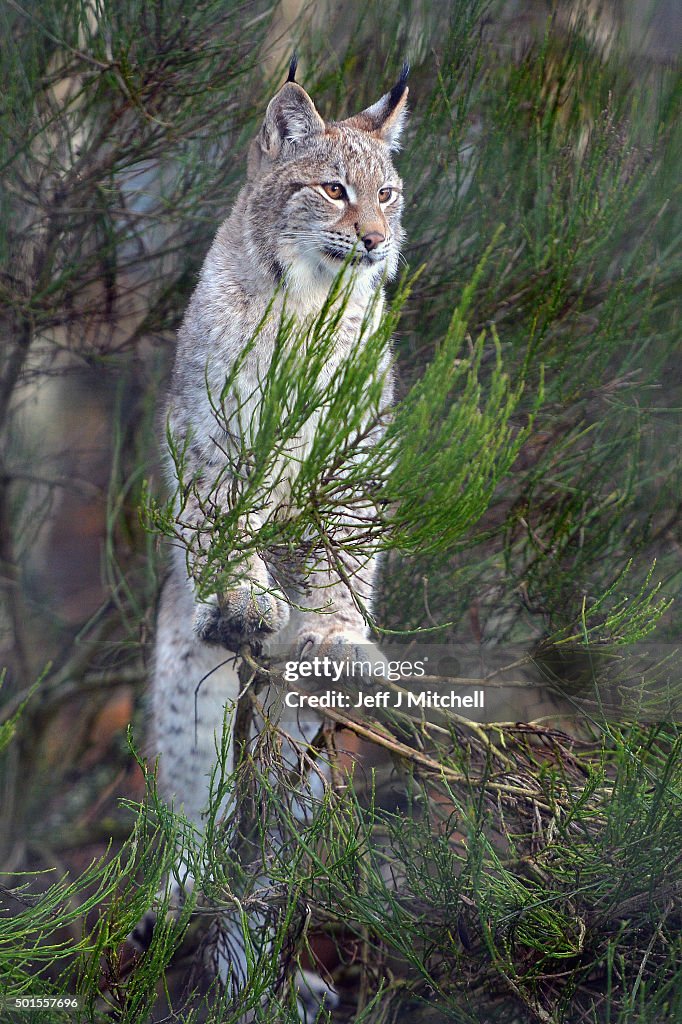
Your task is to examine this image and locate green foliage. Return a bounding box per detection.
[145,253,537,607]
[1,0,680,1022]
[0,753,191,1022]
[4,711,681,1023]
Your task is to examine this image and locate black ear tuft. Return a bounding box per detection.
[388,62,410,110]
[287,52,298,84]
[341,62,410,150]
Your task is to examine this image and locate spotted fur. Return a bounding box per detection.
[148,67,409,1012]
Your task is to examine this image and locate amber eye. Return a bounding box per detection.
[321,182,347,201]
[378,187,394,204]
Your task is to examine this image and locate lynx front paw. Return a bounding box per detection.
[194,588,289,651]
[294,630,386,678]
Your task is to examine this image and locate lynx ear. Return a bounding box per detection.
[343,63,410,151]
[248,79,325,176]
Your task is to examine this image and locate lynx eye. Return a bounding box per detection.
[321,182,347,201]
[378,187,394,204]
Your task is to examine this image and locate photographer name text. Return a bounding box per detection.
[285,689,485,710]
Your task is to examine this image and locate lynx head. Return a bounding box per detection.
[244,59,409,296]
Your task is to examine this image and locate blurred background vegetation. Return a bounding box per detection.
[0,0,680,1021]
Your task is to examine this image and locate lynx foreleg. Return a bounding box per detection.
[285,545,387,672]
[175,476,291,651]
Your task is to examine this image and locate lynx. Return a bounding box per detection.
[145,58,409,1014]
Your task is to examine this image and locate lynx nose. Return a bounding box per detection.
[361,231,385,252]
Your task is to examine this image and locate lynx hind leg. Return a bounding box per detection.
[142,571,335,1019]
[205,696,336,1019]
[152,568,242,825]
[130,569,239,951]
[295,968,339,1021]
[128,872,195,953]
[210,902,338,1022]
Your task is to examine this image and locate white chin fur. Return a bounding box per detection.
[283,249,380,309]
